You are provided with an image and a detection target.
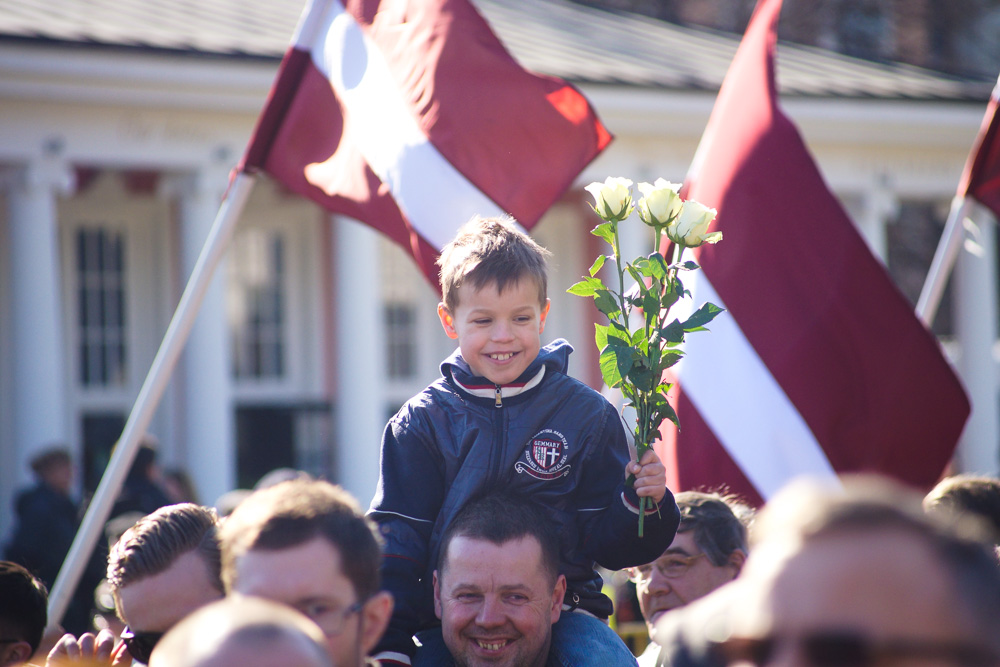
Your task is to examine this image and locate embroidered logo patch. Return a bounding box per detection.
[515,429,571,480]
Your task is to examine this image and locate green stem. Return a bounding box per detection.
[611,220,629,326]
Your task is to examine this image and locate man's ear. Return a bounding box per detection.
[359,591,394,656]
[0,640,31,667]
[550,574,567,624]
[432,570,443,619]
[726,550,747,579]
[438,303,458,339]
[539,299,551,333]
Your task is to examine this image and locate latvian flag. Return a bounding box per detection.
[659,0,971,505]
[240,0,611,285]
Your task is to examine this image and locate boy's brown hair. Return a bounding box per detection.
[436,215,551,313]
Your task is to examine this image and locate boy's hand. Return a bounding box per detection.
[46,630,117,666]
[627,448,667,505]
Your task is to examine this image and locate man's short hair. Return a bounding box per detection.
[436,215,551,313]
[218,480,383,600]
[0,561,48,653]
[753,475,1000,654]
[107,503,222,600]
[674,491,750,567]
[150,596,331,667]
[437,494,560,585]
[924,474,1000,544]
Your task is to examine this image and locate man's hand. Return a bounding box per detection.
[46,630,118,667]
[627,448,667,505]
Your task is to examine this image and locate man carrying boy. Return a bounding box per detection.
[369,216,679,665]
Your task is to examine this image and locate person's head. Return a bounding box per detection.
[924,474,1000,544]
[631,491,749,633]
[218,480,392,667]
[0,562,47,667]
[715,475,1000,667]
[107,503,224,663]
[149,596,331,667]
[127,442,161,484]
[433,494,566,667]
[29,447,73,494]
[436,216,552,385]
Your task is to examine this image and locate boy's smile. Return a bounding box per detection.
[438,279,550,386]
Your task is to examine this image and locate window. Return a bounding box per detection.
[229,229,286,379]
[75,228,127,387]
[385,303,416,378]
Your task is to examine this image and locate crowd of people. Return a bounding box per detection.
[2,216,1000,666]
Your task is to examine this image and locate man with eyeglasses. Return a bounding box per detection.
[629,492,749,667]
[714,475,1000,667]
[218,479,393,667]
[47,503,224,666]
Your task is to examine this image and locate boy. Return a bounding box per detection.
[369,216,679,665]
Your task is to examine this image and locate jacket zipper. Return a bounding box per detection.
[494,384,502,408]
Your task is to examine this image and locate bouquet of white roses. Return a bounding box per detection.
[569,177,723,536]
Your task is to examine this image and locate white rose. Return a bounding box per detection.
[637,179,682,228]
[668,200,722,247]
[585,177,633,221]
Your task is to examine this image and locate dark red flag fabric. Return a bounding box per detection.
[658,0,970,505]
[958,76,1000,218]
[241,0,611,284]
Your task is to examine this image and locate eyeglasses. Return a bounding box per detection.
[296,599,364,637]
[120,626,164,665]
[631,552,708,582]
[714,632,1000,667]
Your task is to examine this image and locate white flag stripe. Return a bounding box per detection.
[307,1,504,248]
[673,269,838,499]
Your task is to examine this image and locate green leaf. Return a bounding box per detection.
[590,222,616,246]
[648,253,668,281]
[567,276,603,297]
[652,396,680,429]
[657,351,684,372]
[626,264,644,286]
[594,289,621,319]
[682,302,725,332]
[588,254,608,277]
[594,323,609,350]
[677,260,700,271]
[660,319,685,345]
[599,345,634,388]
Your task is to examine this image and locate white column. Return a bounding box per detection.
[334,216,386,507]
[172,168,235,504]
[3,158,75,487]
[954,206,1000,474]
[855,177,897,261]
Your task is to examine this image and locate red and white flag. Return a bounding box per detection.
[240,0,611,284]
[658,0,970,505]
[958,74,1000,217]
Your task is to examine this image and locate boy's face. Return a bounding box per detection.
[438,278,550,386]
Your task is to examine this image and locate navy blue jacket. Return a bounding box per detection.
[369,339,680,660]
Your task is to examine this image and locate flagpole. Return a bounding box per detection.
[46,171,257,629]
[916,196,970,327]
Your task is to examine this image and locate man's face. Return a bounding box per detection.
[434,535,565,667]
[232,537,365,667]
[727,529,981,667]
[116,550,223,634]
[634,530,741,631]
[438,279,550,386]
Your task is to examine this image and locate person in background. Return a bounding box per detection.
[148,597,332,667]
[630,492,749,667]
[713,475,1000,667]
[219,480,393,667]
[0,561,48,667]
[110,440,173,519]
[5,447,100,636]
[47,503,224,666]
[923,473,1000,546]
